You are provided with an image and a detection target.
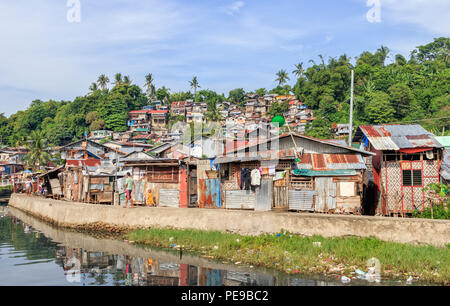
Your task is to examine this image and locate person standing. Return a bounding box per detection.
[25,176,32,197]
[123,173,135,208]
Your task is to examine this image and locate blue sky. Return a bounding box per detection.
[0,0,449,116]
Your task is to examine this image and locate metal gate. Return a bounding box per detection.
[225,190,256,209]
[256,178,272,211]
[159,189,180,208]
[206,179,221,208]
[315,177,336,212]
[289,190,317,211]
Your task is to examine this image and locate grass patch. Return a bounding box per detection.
[126,228,449,284]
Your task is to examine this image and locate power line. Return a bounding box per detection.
[385,116,450,124]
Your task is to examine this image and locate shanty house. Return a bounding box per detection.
[119,159,187,208]
[353,124,444,216]
[214,133,373,213]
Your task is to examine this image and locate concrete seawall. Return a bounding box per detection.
[9,193,450,247]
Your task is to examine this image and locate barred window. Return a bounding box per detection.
[402,170,422,186]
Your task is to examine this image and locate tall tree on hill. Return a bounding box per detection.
[123,75,132,86]
[377,45,390,66]
[114,73,123,87]
[190,76,200,101]
[144,73,156,104]
[292,62,304,78]
[89,82,98,93]
[97,74,110,90]
[275,70,290,86]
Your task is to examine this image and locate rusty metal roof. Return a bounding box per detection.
[358,124,442,151]
[297,153,366,170]
[214,149,296,164]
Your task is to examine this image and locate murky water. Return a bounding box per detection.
[0,205,429,286]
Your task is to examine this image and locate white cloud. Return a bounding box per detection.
[381,0,450,35]
[222,1,245,16]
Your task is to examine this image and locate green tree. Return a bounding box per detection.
[267,101,289,117]
[292,62,304,78]
[189,76,200,101]
[97,74,110,90]
[114,73,123,87]
[144,73,156,104]
[228,88,246,105]
[255,88,267,96]
[89,82,99,93]
[365,91,396,124]
[23,131,52,171]
[275,69,290,86]
[388,83,414,118]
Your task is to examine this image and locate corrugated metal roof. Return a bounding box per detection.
[359,125,442,151]
[214,149,296,164]
[298,153,366,170]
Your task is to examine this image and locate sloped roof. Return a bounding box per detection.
[297,153,366,170]
[357,124,443,151]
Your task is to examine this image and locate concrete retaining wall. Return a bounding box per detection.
[9,194,450,247]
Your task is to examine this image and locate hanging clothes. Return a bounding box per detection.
[251,169,261,186]
[242,168,252,190]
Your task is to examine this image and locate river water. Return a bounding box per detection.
[0,205,424,286]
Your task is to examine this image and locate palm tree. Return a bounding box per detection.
[89,82,98,92]
[97,74,110,90]
[23,131,51,172]
[318,54,326,68]
[292,62,304,78]
[377,45,390,66]
[275,70,290,86]
[114,73,123,87]
[189,76,200,101]
[123,75,132,86]
[144,73,156,103]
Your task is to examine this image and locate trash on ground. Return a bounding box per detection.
[341,276,351,284]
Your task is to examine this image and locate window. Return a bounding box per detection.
[402,170,422,186]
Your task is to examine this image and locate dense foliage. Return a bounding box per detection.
[298,38,450,138]
[0,38,448,146]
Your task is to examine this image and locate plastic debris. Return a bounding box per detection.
[355,269,366,276]
[236,239,240,243]
[313,242,321,248]
[277,233,281,237]
[341,276,351,284]
[406,276,413,284]
[171,243,176,248]
[213,246,219,250]
[169,237,174,242]
[235,262,241,265]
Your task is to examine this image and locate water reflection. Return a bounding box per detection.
[0,207,416,286]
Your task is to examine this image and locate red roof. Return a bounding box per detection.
[129,110,168,114]
[150,110,168,114]
[129,110,152,114]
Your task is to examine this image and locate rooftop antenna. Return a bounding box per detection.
[348,69,354,147]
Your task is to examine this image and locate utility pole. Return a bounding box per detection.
[348,69,354,147]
